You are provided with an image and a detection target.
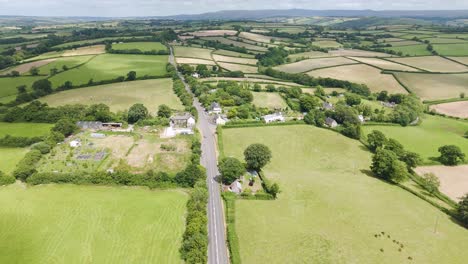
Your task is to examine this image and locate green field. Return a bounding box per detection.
[363,115,468,164]
[0,122,53,137]
[252,92,287,109]
[0,148,28,174]
[41,79,181,113]
[433,43,468,56]
[385,44,432,56]
[112,42,167,52]
[0,76,45,101]
[53,36,150,48]
[48,54,168,87]
[0,184,187,263]
[222,125,468,263]
[37,55,95,74]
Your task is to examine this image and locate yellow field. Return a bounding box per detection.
[217,62,258,73]
[212,54,257,65]
[389,56,468,73]
[274,57,357,73]
[349,57,419,71]
[430,101,468,118]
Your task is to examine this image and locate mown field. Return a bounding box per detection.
[112,42,167,52]
[388,56,468,73]
[40,79,181,113]
[217,62,258,73]
[0,122,53,137]
[0,184,187,264]
[430,101,468,118]
[349,57,419,71]
[48,54,168,87]
[52,36,150,49]
[433,43,468,56]
[173,46,213,60]
[37,55,95,75]
[222,125,468,263]
[274,57,357,73]
[362,115,468,163]
[385,44,432,56]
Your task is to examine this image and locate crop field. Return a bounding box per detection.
[348,57,419,71]
[308,64,408,94]
[41,79,181,113]
[173,46,213,60]
[0,122,53,138]
[176,57,215,65]
[311,40,342,48]
[388,56,468,73]
[328,49,391,57]
[212,49,255,58]
[252,92,287,109]
[112,42,167,52]
[0,148,28,174]
[287,51,330,60]
[217,62,258,73]
[222,125,468,264]
[202,37,268,52]
[394,72,468,100]
[0,76,45,101]
[0,59,56,75]
[274,57,357,73]
[385,44,432,56]
[212,54,257,65]
[448,56,468,65]
[48,54,168,87]
[430,101,468,118]
[37,55,95,74]
[362,115,468,163]
[433,43,468,56]
[415,165,468,202]
[0,184,187,264]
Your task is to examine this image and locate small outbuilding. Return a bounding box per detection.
[325,117,338,128]
[262,113,285,123]
[322,102,334,110]
[209,102,222,114]
[229,180,242,194]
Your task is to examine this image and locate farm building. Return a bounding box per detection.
[229,180,242,194]
[358,115,365,123]
[192,73,200,78]
[262,113,285,123]
[76,121,103,130]
[323,102,334,110]
[209,102,222,114]
[325,117,338,128]
[170,113,196,128]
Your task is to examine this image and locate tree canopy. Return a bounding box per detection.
[219,157,245,184]
[244,143,272,171]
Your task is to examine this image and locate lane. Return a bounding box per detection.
[169,48,229,264]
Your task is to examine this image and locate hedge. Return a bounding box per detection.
[223,120,304,129]
[0,135,43,147]
[222,192,242,264]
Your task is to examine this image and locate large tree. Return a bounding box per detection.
[32,79,53,96]
[457,194,468,227]
[367,130,387,152]
[438,145,465,166]
[126,71,137,81]
[244,143,272,171]
[157,104,172,118]
[219,157,245,184]
[127,103,148,123]
[371,148,407,183]
[52,119,78,137]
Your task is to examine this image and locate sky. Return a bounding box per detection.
[0,0,467,17]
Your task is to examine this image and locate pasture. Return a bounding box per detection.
[0,59,56,75]
[217,62,258,73]
[202,37,268,52]
[394,72,468,100]
[176,57,215,65]
[239,32,282,43]
[41,79,181,113]
[388,56,468,73]
[252,92,287,109]
[433,43,468,56]
[23,45,105,62]
[0,184,187,264]
[48,54,168,87]
[222,125,468,264]
[212,54,258,65]
[430,101,468,118]
[112,42,167,52]
[362,115,468,163]
[190,30,237,37]
[311,40,342,48]
[173,46,213,60]
[212,49,255,58]
[287,51,330,61]
[274,57,357,73]
[0,76,44,101]
[307,64,408,94]
[37,55,95,75]
[328,49,392,57]
[415,165,468,202]
[348,57,419,71]
[0,148,28,174]
[52,36,150,49]
[385,44,432,56]
[0,122,53,138]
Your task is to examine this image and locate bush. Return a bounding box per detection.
[31,142,51,154]
[457,194,468,227]
[0,135,43,147]
[438,145,465,166]
[0,170,15,185]
[13,149,42,181]
[52,119,78,137]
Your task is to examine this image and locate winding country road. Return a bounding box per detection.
[169,48,229,264]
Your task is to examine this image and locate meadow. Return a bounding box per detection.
[385,44,432,56]
[362,115,468,163]
[112,42,167,52]
[37,55,95,74]
[311,40,342,48]
[52,36,150,48]
[0,184,187,264]
[388,56,468,73]
[173,46,214,60]
[252,92,287,109]
[433,43,468,56]
[202,37,268,52]
[41,79,181,113]
[217,62,258,73]
[0,148,28,174]
[0,122,53,137]
[0,76,45,101]
[274,57,357,73]
[48,54,168,87]
[287,51,330,60]
[222,125,468,263]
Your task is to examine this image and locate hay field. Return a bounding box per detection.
[203,77,302,86]
[252,92,287,109]
[173,46,213,60]
[176,57,216,65]
[212,54,257,65]
[312,40,342,48]
[0,59,56,75]
[0,184,187,263]
[62,45,105,56]
[348,57,419,71]
[308,64,408,94]
[415,165,468,201]
[389,40,421,46]
[52,36,150,49]
[112,42,166,51]
[275,57,357,73]
[389,56,468,72]
[0,122,53,138]
[41,79,181,113]
[288,51,330,60]
[394,72,468,100]
[328,49,391,57]
[223,125,468,264]
[430,101,468,118]
[217,62,258,73]
[203,37,268,52]
[448,57,468,65]
[37,55,95,75]
[425,38,468,44]
[212,49,255,58]
[239,32,282,43]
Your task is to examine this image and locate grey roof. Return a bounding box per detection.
[211,102,221,109]
[325,117,337,124]
[171,113,194,121]
[76,121,102,129]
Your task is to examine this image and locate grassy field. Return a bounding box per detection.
[394,72,468,100]
[212,49,255,58]
[41,79,181,113]
[202,37,268,52]
[312,40,342,48]
[0,59,56,75]
[112,42,167,52]
[433,43,468,56]
[48,54,168,87]
[288,51,330,60]
[0,148,28,174]
[388,56,468,73]
[212,54,258,65]
[349,57,419,71]
[252,92,287,109]
[385,45,432,56]
[0,183,187,263]
[328,49,392,57]
[52,36,150,48]
[0,76,45,101]
[37,55,95,75]
[308,64,408,94]
[173,46,213,60]
[0,122,53,137]
[176,57,215,65]
[222,125,468,263]
[217,62,258,73]
[24,45,105,62]
[362,115,468,163]
[274,57,357,73]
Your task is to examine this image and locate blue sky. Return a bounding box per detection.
[0,0,467,17]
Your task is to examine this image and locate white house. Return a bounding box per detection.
[262,113,285,123]
[325,117,338,128]
[170,113,196,128]
[209,102,222,114]
[69,140,81,148]
[229,180,242,194]
[358,115,365,123]
[215,114,228,126]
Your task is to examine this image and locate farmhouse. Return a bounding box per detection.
[323,102,334,110]
[262,113,285,123]
[325,117,338,128]
[170,113,196,128]
[214,114,229,126]
[209,102,222,114]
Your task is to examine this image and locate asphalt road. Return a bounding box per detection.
[169,49,229,264]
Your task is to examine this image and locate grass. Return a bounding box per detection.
[385,44,432,56]
[0,76,45,100]
[0,183,187,263]
[202,37,268,52]
[112,42,167,52]
[433,43,468,56]
[212,54,258,65]
[222,125,468,264]
[312,40,342,48]
[388,56,468,73]
[0,122,53,138]
[252,92,287,109]
[362,115,468,163]
[349,57,419,71]
[41,79,181,113]
[173,46,213,60]
[52,36,150,48]
[217,62,258,73]
[37,55,95,75]
[288,51,330,61]
[48,54,168,87]
[274,57,357,73]
[0,148,28,174]
[212,49,255,58]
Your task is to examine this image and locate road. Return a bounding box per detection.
[169,48,229,264]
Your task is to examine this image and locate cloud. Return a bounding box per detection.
[0,0,466,16]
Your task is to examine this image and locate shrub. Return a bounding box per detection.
[32,142,51,154]
[438,145,465,166]
[457,194,468,227]
[0,170,15,185]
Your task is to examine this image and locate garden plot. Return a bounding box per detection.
[176,57,215,65]
[274,57,357,73]
[173,46,213,60]
[212,54,257,65]
[308,64,408,94]
[430,101,468,118]
[415,165,468,201]
[217,62,258,73]
[388,56,468,73]
[348,57,419,71]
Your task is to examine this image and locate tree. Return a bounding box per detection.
[128,103,148,123]
[10,70,20,77]
[299,94,319,112]
[270,183,280,198]
[29,67,39,76]
[345,93,361,106]
[32,79,53,95]
[400,151,421,169]
[32,142,51,154]
[265,84,277,92]
[50,67,58,76]
[314,86,325,97]
[244,144,272,171]
[371,148,407,183]
[52,119,78,137]
[367,130,387,152]
[253,83,262,92]
[457,194,468,227]
[421,173,440,194]
[175,164,206,187]
[157,104,172,118]
[341,122,361,139]
[62,65,69,71]
[219,157,245,184]
[86,104,113,122]
[126,71,137,81]
[438,145,465,166]
[16,85,27,94]
[460,92,465,99]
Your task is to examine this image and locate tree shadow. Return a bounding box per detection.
[428,156,440,163]
[213,174,222,183]
[358,145,372,153]
[360,169,395,185]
